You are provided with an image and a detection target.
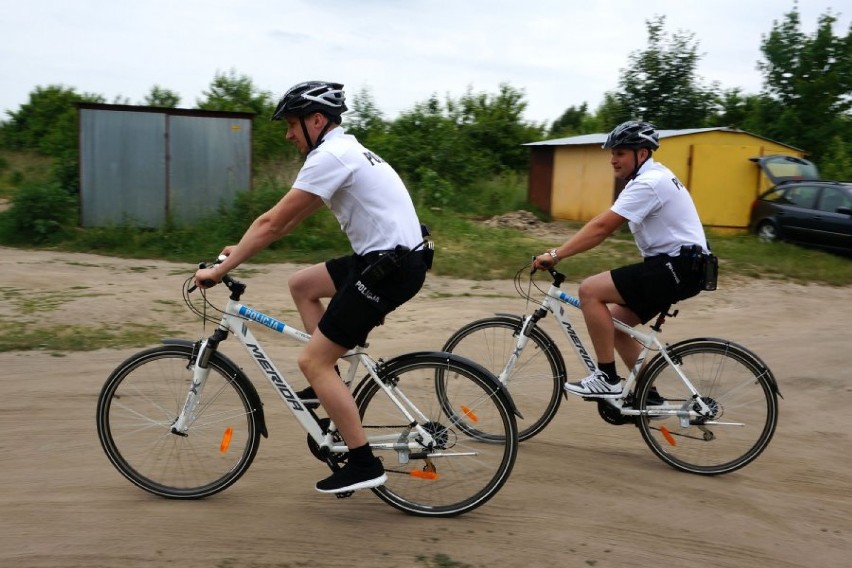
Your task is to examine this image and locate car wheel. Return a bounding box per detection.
[757,221,779,242]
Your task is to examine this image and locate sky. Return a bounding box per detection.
[1,0,848,125]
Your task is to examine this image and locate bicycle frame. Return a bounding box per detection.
[505,279,716,421]
[171,291,438,456]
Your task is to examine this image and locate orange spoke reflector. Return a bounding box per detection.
[410,470,439,480]
[460,405,478,423]
[220,427,233,453]
[660,426,676,447]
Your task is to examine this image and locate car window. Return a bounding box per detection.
[761,187,788,203]
[755,155,821,184]
[785,185,820,209]
[816,186,852,213]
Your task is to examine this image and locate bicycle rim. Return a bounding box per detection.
[96,345,261,498]
[635,342,778,475]
[356,355,518,517]
[442,317,564,441]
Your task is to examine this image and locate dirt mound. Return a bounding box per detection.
[483,210,576,243]
[482,210,543,231]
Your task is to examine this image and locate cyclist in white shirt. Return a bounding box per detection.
[532,121,710,399]
[195,81,429,494]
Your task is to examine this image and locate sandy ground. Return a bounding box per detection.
[1,246,851,568]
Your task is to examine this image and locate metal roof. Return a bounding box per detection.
[523,127,802,151]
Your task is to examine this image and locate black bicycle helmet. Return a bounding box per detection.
[602,121,660,150]
[272,81,348,123]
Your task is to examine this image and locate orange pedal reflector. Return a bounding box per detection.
[410,470,439,480]
[220,427,233,453]
[460,405,478,423]
[660,426,676,447]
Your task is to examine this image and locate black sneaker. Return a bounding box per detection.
[315,458,387,494]
[646,387,666,406]
[296,386,320,410]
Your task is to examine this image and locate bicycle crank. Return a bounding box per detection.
[596,400,635,426]
[307,417,348,464]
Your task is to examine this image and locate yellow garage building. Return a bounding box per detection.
[525,127,805,229]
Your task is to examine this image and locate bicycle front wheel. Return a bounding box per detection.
[442,316,565,441]
[96,344,263,498]
[634,339,779,475]
[356,352,518,517]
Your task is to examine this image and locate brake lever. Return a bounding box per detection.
[187,255,228,293]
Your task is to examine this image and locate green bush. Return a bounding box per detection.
[1,181,77,243]
[454,171,529,217]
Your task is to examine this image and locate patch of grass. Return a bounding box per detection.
[0,287,100,314]
[0,321,179,353]
[708,232,852,286]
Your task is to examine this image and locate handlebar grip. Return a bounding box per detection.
[188,257,232,292]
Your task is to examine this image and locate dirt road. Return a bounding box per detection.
[1,247,850,567]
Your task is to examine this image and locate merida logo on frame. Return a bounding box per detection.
[247,343,303,411]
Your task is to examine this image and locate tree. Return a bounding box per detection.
[377,94,484,207]
[612,15,718,129]
[0,85,105,191]
[0,85,103,155]
[549,103,590,138]
[709,88,768,131]
[345,86,387,145]
[454,83,545,172]
[143,85,181,108]
[756,5,851,165]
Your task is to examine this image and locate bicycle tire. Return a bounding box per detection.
[355,352,518,517]
[442,315,565,441]
[96,344,264,498]
[633,338,779,475]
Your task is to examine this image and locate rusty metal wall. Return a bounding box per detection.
[168,115,252,224]
[79,108,167,227]
[78,104,252,228]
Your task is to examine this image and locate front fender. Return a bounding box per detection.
[161,338,269,436]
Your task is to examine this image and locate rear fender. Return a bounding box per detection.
[640,337,781,398]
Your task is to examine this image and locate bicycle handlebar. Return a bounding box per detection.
[187,255,236,293]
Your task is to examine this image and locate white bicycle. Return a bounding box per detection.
[96,263,519,517]
[443,265,780,475]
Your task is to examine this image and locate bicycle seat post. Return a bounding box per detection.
[650,305,678,332]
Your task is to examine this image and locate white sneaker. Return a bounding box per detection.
[564,371,623,399]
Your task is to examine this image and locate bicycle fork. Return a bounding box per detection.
[496,311,544,387]
[171,332,225,435]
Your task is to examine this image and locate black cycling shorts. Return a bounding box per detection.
[611,253,702,324]
[318,251,427,349]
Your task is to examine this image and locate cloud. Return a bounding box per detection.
[1,0,847,123]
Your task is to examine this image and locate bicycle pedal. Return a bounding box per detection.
[335,490,354,499]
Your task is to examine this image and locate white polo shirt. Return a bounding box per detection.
[611,158,708,257]
[292,127,422,255]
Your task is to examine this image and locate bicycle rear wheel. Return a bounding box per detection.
[634,339,779,475]
[96,344,263,498]
[442,316,565,441]
[355,352,518,517]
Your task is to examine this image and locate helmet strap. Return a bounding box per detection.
[299,116,315,152]
[300,113,335,153]
[628,148,651,181]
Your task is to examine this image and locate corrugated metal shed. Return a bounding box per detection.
[524,127,805,229]
[78,103,253,227]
